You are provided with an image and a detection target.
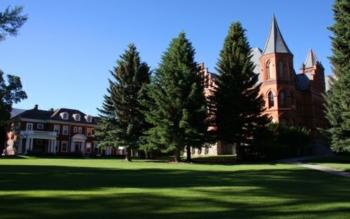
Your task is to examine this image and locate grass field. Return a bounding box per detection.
[0,158,350,219]
[305,155,350,172]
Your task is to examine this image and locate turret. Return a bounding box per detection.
[259,16,297,124]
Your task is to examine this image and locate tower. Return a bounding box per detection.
[301,49,325,93]
[259,16,297,124]
[300,49,326,128]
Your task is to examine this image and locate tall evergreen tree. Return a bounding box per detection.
[325,0,350,152]
[144,32,208,162]
[96,44,150,161]
[214,22,269,159]
[0,6,27,41]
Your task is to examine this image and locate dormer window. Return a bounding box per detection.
[85,115,93,123]
[73,114,81,121]
[60,112,69,120]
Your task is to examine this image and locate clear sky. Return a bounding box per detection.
[0,0,334,116]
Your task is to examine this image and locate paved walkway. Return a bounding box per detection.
[279,155,350,178]
[298,163,350,177]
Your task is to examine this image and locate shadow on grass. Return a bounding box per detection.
[0,165,350,218]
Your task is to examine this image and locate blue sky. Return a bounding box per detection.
[0,0,334,116]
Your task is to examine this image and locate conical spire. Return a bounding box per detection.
[304,49,318,68]
[263,16,292,55]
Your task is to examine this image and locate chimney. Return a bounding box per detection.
[34,104,38,110]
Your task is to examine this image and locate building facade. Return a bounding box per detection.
[8,105,97,155]
[194,16,326,157]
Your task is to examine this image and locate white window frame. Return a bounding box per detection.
[73,114,81,121]
[78,127,83,134]
[62,125,69,135]
[60,112,69,120]
[26,123,33,131]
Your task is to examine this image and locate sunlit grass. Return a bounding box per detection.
[0,158,349,218]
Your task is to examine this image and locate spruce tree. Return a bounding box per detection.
[325,0,350,152]
[214,22,269,159]
[144,32,208,162]
[0,6,27,41]
[96,44,150,161]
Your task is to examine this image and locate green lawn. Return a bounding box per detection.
[0,158,350,219]
[305,155,350,172]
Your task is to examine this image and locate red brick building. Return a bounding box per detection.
[7,105,97,155]
[202,16,326,130]
[194,17,326,156]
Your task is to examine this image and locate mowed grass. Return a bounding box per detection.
[0,158,350,219]
[305,155,350,172]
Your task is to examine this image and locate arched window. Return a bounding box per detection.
[279,90,286,107]
[279,62,285,79]
[268,91,274,108]
[266,60,274,80]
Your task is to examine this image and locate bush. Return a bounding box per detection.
[251,123,312,160]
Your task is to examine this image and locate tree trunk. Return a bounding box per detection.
[125,147,132,161]
[186,145,191,162]
[174,149,181,162]
[144,150,149,159]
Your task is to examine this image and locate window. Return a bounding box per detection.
[268,91,274,108]
[26,123,33,131]
[279,90,286,107]
[87,128,93,136]
[37,123,44,129]
[85,115,93,123]
[86,142,92,153]
[60,112,69,120]
[73,127,78,133]
[62,126,69,135]
[279,62,285,79]
[73,113,81,121]
[61,141,68,152]
[266,60,274,80]
[78,127,83,134]
[54,125,60,134]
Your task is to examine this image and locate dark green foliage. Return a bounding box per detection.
[143,32,208,162]
[96,44,150,161]
[254,124,312,160]
[0,70,27,149]
[214,22,269,158]
[325,0,350,152]
[0,6,27,41]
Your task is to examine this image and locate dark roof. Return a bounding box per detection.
[14,109,52,120]
[263,16,292,55]
[13,107,97,125]
[304,49,318,68]
[11,108,26,118]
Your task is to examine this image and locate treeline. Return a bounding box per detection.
[96,22,312,162]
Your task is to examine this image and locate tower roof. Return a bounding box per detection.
[304,49,318,68]
[263,16,292,55]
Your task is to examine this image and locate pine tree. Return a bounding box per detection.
[144,32,208,162]
[325,0,350,152]
[214,22,269,159]
[95,82,117,151]
[0,6,27,41]
[96,44,150,161]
